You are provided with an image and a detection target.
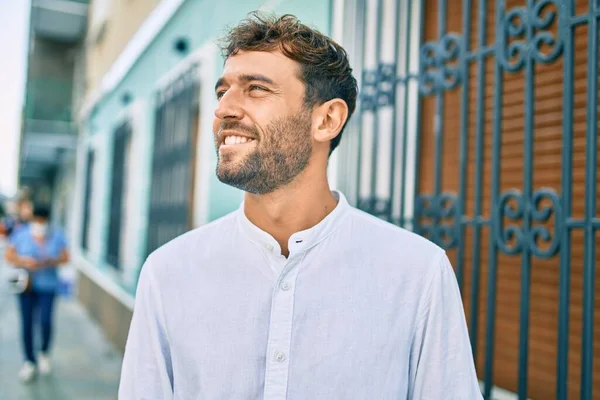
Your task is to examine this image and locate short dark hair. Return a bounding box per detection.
[32,205,51,220]
[219,12,358,155]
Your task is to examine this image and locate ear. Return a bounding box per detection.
[312,99,349,145]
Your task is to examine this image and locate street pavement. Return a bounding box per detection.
[0,266,123,400]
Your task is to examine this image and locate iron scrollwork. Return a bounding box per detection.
[415,193,459,249]
[419,34,463,96]
[494,188,562,258]
[360,63,397,112]
[498,0,564,72]
[360,69,378,112]
[358,197,391,218]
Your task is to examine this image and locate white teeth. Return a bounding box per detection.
[223,135,253,145]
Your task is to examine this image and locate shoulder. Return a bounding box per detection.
[141,211,238,278]
[341,206,450,287]
[346,206,444,258]
[9,226,29,245]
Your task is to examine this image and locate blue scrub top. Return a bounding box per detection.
[9,226,68,293]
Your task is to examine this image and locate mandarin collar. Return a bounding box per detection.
[236,191,349,256]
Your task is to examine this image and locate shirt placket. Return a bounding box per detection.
[263,255,301,400]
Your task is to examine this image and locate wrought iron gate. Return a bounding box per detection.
[146,65,200,258]
[340,0,599,399]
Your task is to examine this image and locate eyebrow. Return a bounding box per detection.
[214,74,277,92]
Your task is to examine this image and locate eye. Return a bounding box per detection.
[249,85,268,93]
[216,89,226,100]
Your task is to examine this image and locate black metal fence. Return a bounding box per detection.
[344,0,599,398]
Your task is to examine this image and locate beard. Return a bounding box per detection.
[215,111,313,195]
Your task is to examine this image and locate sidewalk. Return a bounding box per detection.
[0,282,123,400]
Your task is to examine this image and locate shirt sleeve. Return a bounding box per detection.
[55,229,68,252]
[408,252,483,400]
[119,255,174,400]
[60,232,69,250]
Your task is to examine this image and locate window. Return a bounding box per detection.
[81,149,95,250]
[146,64,200,257]
[106,121,132,269]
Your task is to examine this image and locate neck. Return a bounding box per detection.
[243,165,338,257]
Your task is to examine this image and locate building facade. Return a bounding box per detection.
[32,0,598,399]
[19,0,89,218]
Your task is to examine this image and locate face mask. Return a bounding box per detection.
[31,222,48,238]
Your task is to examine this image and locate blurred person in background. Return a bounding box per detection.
[120,12,481,399]
[4,205,69,383]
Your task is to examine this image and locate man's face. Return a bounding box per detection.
[213,50,313,194]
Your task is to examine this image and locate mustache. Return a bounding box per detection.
[218,121,259,138]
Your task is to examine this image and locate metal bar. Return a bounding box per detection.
[81,149,95,250]
[146,102,165,258]
[369,0,384,211]
[566,219,587,228]
[396,74,419,84]
[432,113,443,199]
[355,0,368,206]
[571,14,591,27]
[460,217,492,225]
[433,0,446,199]
[556,1,574,399]
[438,0,446,34]
[387,0,402,223]
[411,0,426,232]
[567,218,600,227]
[484,2,504,397]
[466,46,496,60]
[469,0,487,364]
[518,1,535,398]
[581,2,598,399]
[398,0,414,229]
[455,0,472,294]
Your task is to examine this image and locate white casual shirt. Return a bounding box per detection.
[119,191,482,399]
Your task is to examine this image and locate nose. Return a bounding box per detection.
[214,89,244,121]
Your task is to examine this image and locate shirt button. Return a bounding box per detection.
[265,243,274,251]
[281,281,291,291]
[275,352,286,362]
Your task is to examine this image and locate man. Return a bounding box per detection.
[120,13,482,399]
[4,205,70,382]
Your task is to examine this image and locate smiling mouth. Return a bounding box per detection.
[220,135,257,148]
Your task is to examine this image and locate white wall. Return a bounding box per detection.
[0,1,30,197]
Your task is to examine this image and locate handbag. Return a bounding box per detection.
[6,266,32,294]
